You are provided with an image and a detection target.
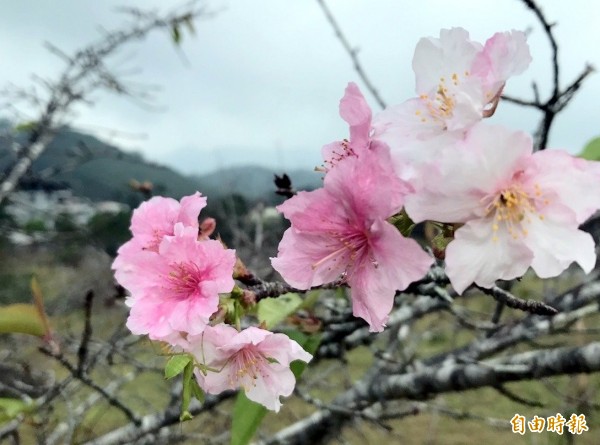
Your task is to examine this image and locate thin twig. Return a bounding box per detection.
[503,0,595,150]
[315,0,387,109]
[39,345,142,426]
[493,384,544,408]
[477,285,558,316]
[77,290,95,376]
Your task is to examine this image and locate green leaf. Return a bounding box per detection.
[14,121,37,133]
[190,378,205,403]
[0,304,46,337]
[0,398,32,422]
[164,354,191,380]
[171,25,181,44]
[579,137,600,160]
[300,290,321,310]
[431,233,453,252]
[388,209,416,236]
[230,392,267,445]
[179,361,195,421]
[257,293,302,329]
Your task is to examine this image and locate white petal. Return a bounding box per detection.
[445,219,532,293]
[523,214,596,277]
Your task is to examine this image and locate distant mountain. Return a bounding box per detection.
[0,125,321,204]
[191,166,321,201]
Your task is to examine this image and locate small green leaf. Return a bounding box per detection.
[171,25,181,44]
[0,398,32,422]
[190,378,205,403]
[0,304,46,337]
[164,354,191,380]
[388,209,416,236]
[431,233,453,252]
[14,121,37,133]
[300,290,321,310]
[31,277,52,338]
[257,293,302,329]
[180,361,195,421]
[579,137,600,160]
[230,392,267,445]
[180,410,193,422]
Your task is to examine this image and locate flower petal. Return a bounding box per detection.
[445,219,533,293]
[413,28,482,95]
[339,82,372,149]
[349,220,432,332]
[471,30,532,95]
[271,227,349,289]
[527,149,600,224]
[523,213,596,277]
[405,123,533,223]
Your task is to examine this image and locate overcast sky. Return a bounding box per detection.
[1,0,599,175]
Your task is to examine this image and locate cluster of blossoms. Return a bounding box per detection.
[114,27,600,412]
[113,193,312,411]
[272,27,600,329]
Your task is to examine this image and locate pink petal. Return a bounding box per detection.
[178,192,207,227]
[271,228,348,289]
[324,144,409,217]
[339,82,372,149]
[349,220,432,332]
[245,365,294,412]
[471,30,532,94]
[258,332,313,366]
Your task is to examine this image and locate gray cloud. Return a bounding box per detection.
[1,0,598,175]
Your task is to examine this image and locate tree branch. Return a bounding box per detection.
[315,0,387,109]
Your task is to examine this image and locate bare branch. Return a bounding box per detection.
[315,0,387,109]
[477,285,558,316]
[261,342,600,445]
[0,2,211,204]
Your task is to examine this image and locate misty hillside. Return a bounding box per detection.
[0,125,321,203]
[190,166,321,201]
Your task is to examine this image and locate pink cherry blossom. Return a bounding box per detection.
[372,28,531,177]
[322,82,373,170]
[188,324,312,412]
[129,192,206,251]
[113,192,206,281]
[405,123,600,293]
[272,144,433,332]
[120,227,236,341]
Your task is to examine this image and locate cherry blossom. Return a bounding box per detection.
[272,144,432,332]
[372,28,531,179]
[188,324,312,412]
[126,192,205,251]
[119,226,236,341]
[113,192,206,283]
[405,123,600,293]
